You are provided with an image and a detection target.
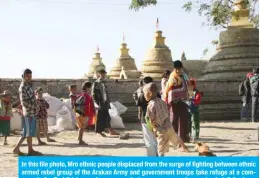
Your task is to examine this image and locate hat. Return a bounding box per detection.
[35,87,43,93]
[97,69,107,74]
[0,90,11,97]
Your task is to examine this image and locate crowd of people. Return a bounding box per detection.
[133,60,203,156]
[239,67,259,123]
[0,61,258,157]
[0,68,119,156]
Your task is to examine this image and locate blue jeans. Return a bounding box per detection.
[141,123,158,156]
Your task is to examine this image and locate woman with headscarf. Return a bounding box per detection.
[164,60,192,142]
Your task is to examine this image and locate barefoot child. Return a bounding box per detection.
[0,90,12,145]
[74,81,96,145]
[35,87,55,145]
[143,83,189,156]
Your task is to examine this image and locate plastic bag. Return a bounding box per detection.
[10,111,22,131]
[109,108,125,129]
[62,98,76,128]
[56,106,75,130]
[110,101,127,115]
[43,93,64,117]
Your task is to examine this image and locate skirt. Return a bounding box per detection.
[0,120,10,136]
[37,118,48,133]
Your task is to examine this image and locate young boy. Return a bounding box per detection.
[134,77,159,156]
[35,88,55,145]
[74,81,95,145]
[189,79,202,142]
[69,85,78,109]
[0,90,12,145]
[143,83,189,156]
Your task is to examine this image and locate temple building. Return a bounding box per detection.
[198,0,259,120]
[108,42,141,79]
[86,49,106,79]
[201,0,259,80]
[141,30,174,79]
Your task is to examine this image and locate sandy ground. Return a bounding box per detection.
[0,121,259,177]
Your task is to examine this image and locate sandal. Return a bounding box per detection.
[47,138,56,142]
[38,141,47,146]
[27,150,43,156]
[79,140,88,145]
[13,151,26,157]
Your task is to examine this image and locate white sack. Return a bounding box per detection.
[43,93,63,117]
[47,116,56,126]
[56,106,75,130]
[62,98,76,128]
[110,101,127,115]
[109,108,125,129]
[10,110,22,131]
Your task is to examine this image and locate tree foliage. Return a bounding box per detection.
[129,0,259,29]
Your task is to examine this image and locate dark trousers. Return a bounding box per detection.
[170,101,190,142]
[95,105,111,133]
[252,97,259,122]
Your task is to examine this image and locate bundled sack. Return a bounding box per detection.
[47,116,56,127]
[109,107,125,129]
[10,110,22,131]
[43,93,63,117]
[62,98,76,128]
[110,101,127,115]
[56,106,75,130]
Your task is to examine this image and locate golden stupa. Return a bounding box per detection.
[86,47,106,79]
[109,38,141,79]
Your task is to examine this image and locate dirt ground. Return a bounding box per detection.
[0,121,259,177]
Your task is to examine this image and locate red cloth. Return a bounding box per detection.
[78,93,96,126]
[193,90,202,106]
[0,116,11,120]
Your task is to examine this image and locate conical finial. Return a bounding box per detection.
[96,45,100,53]
[181,51,187,61]
[122,33,125,43]
[156,17,159,31]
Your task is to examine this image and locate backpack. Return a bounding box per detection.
[74,94,86,116]
[250,75,259,96]
[239,81,245,96]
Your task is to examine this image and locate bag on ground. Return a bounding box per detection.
[109,108,125,129]
[10,110,22,131]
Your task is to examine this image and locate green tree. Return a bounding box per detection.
[129,0,259,29]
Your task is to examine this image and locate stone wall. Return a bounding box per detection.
[0,78,242,122]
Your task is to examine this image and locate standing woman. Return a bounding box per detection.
[161,70,171,98]
[164,60,190,142]
[0,90,12,145]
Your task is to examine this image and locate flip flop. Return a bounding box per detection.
[97,133,107,137]
[119,133,130,140]
[13,152,26,157]
[27,151,43,156]
[38,142,47,146]
[47,139,56,142]
[79,141,88,145]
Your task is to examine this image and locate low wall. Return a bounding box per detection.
[0,78,242,122]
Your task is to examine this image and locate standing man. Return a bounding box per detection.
[92,69,118,137]
[13,69,42,156]
[250,68,259,123]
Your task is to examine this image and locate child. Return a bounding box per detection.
[188,78,202,142]
[69,85,78,109]
[74,81,95,145]
[134,77,159,156]
[143,83,189,156]
[35,88,56,145]
[0,90,12,145]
